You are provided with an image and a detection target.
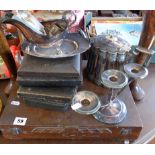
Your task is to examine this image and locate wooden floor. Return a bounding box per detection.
[0,64,155,144]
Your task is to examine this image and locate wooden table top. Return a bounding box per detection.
[0,64,155,144]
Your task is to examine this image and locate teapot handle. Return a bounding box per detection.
[78,28,90,42]
[62,11,77,28]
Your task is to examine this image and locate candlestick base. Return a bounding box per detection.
[93,98,127,124]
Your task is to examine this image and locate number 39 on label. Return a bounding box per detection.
[13,117,27,126]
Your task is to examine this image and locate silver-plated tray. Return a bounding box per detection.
[21,33,90,58]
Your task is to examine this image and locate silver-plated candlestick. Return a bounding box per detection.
[93,69,128,124]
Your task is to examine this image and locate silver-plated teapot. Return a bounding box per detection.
[2,10,90,58]
[2,10,76,45]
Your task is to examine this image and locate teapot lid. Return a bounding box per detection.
[91,31,131,52]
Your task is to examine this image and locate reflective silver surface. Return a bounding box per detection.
[32,39,78,57]
[124,63,148,79]
[71,91,101,115]
[107,51,117,62]
[131,83,145,101]
[91,33,131,52]
[15,10,47,35]
[21,33,90,58]
[93,98,127,124]
[101,69,128,89]
[3,10,77,45]
[93,69,128,124]
[87,33,130,85]
[117,50,126,62]
[86,46,107,85]
[135,46,155,67]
